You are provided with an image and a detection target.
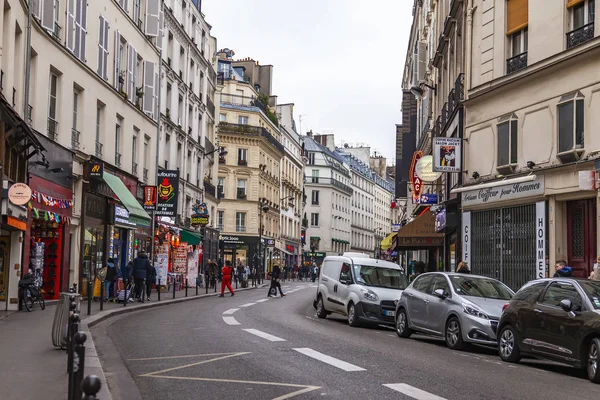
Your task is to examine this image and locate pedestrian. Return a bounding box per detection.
[132,251,151,301]
[146,260,156,301]
[553,260,573,277]
[590,256,600,281]
[311,262,317,282]
[104,258,119,300]
[219,260,235,297]
[207,260,218,289]
[456,262,470,274]
[268,263,285,297]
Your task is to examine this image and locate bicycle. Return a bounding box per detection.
[19,272,45,312]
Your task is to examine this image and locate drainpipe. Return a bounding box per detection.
[24,0,32,117]
[465,0,475,96]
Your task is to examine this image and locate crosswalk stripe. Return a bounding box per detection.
[240,303,255,308]
[383,384,447,400]
[242,329,286,342]
[293,348,365,372]
[255,299,269,303]
[222,316,240,326]
[222,308,239,315]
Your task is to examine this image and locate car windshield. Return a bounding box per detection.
[580,281,600,310]
[352,265,408,289]
[450,276,514,300]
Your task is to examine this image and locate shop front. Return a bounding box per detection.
[303,251,326,267]
[459,175,547,291]
[219,235,259,267]
[284,240,300,267]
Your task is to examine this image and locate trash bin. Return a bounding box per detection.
[51,292,81,349]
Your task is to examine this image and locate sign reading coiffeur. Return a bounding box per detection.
[409,151,424,203]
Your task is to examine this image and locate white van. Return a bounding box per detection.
[313,253,408,327]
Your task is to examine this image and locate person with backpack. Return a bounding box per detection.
[268,263,285,297]
[132,251,151,301]
[105,258,120,300]
[219,260,235,297]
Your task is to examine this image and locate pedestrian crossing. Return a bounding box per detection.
[242,329,286,342]
[383,383,447,400]
[293,348,365,372]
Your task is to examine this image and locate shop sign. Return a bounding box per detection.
[409,151,423,203]
[392,224,401,232]
[173,244,188,274]
[433,137,462,173]
[156,170,180,217]
[113,204,136,228]
[143,186,157,211]
[462,176,545,207]
[89,162,104,179]
[304,252,326,258]
[219,235,245,245]
[418,193,438,205]
[266,239,275,247]
[435,209,447,232]
[396,237,444,247]
[286,244,296,254]
[535,201,547,279]
[462,212,471,264]
[86,194,106,220]
[8,183,32,206]
[5,215,27,231]
[191,203,209,227]
[415,156,442,182]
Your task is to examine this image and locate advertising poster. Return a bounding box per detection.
[187,250,199,286]
[155,254,169,285]
[156,170,180,216]
[173,244,188,274]
[433,137,462,173]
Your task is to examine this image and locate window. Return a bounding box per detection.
[540,282,582,311]
[219,113,226,122]
[310,213,319,227]
[307,152,315,165]
[132,135,137,164]
[236,179,246,199]
[311,169,319,183]
[71,91,80,148]
[66,0,87,61]
[340,263,353,283]
[511,28,528,56]
[557,93,585,162]
[413,275,433,293]
[568,0,595,48]
[236,212,246,232]
[115,122,121,166]
[47,72,58,139]
[97,16,109,80]
[513,281,547,302]
[238,115,249,125]
[218,177,225,197]
[311,190,319,205]
[217,210,224,231]
[133,0,142,27]
[238,148,248,165]
[429,275,450,296]
[497,116,518,170]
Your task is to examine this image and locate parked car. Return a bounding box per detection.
[313,252,408,327]
[395,272,514,350]
[497,278,600,383]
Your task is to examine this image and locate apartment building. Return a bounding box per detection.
[457,0,599,289]
[216,50,284,270]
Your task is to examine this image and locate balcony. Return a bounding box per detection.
[206,97,215,119]
[71,129,80,149]
[238,159,248,166]
[205,137,215,162]
[95,141,103,158]
[236,189,247,199]
[47,117,58,140]
[567,22,594,49]
[221,93,269,114]
[132,162,138,175]
[219,122,284,154]
[204,180,216,198]
[236,225,246,233]
[143,168,148,182]
[306,177,353,196]
[506,52,527,75]
[115,153,121,167]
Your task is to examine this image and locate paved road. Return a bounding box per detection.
[93,281,599,399]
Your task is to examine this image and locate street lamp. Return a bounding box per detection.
[258,201,270,282]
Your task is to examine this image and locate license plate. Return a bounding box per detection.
[385,310,395,317]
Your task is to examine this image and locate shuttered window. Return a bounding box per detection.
[66,0,86,61]
[97,16,109,80]
[114,30,121,90]
[127,44,137,102]
[145,0,160,37]
[567,0,585,8]
[41,0,55,31]
[143,61,155,116]
[506,0,528,35]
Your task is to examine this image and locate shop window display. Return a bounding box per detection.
[0,237,9,301]
[30,219,65,299]
[82,223,104,297]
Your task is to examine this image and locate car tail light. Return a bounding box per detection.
[502,303,509,312]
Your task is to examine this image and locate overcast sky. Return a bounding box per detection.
[202,0,413,164]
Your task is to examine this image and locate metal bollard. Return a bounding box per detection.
[141,279,146,304]
[67,298,78,372]
[172,275,176,299]
[81,375,102,400]
[87,279,92,316]
[67,312,81,400]
[99,281,104,311]
[70,331,87,400]
[185,278,188,297]
[157,278,161,301]
[123,278,128,307]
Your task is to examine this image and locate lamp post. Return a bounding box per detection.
[258,202,269,282]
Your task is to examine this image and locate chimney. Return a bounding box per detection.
[307,130,313,137]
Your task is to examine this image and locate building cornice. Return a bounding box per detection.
[164,5,210,70]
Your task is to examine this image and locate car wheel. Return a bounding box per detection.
[498,325,521,363]
[316,296,327,319]
[396,309,412,338]
[347,302,360,327]
[445,317,466,350]
[587,338,600,383]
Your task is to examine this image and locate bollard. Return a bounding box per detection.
[87,279,92,316]
[141,279,146,304]
[185,278,188,297]
[172,275,176,299]
[123,278,128,307]
[70,331,87,400]
[205,273,209,294]
[196,279,198,296]
[67,312,81,400]
[157,278,161,301]
[99,281,104,311]
[82,375,102,400]
[67,298,78,372]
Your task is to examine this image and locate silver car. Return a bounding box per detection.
[394,272,515,350]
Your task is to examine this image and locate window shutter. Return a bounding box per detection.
[74,0,88,61]
[157,7,164,50]
[145,0,160,37]
[97,16,104,77]
[132,50,138,102]
[119,0,129,12]
[127,44,135,102]
[103,19,109,80]
[143,61,155,115]
[567,0,585,8]
[154,68,159,120]
[114,30,121,90]
[506,0,528,35]
[66,0,76,52]
[41,0,55,31]
[32,0,42,19]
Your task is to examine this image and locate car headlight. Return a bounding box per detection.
[361,289,379,302]
[462,303,489,319]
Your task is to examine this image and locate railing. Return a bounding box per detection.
[236,225,246,233]
[143,168,148,182]
[238,159,248,166]
[206,96,215,118]
[567,22,594,49]
[53,23,61,40]
[436,73,465,137]
[205,137,215,161]
[236,189,246,199]
[204,180,216,197]
[219,122,284,153]
[506,52,527,74]
[27,105,32,125]
[306,177,353,195]
[132,162,138,175]
[47,117,58,140]
[71,129,80,150]
[220,93,269,115]
[95,141,103,158]
[115,153,121,167]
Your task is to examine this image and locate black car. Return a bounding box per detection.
[497,278,600,383]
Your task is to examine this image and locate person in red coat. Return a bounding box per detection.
[219,260,235,297]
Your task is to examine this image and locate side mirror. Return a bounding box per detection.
[434,288,447,299]
[560,299,573,312]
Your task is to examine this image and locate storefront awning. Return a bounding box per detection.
[102,172,152,222]
[380,232,395,250]
[394,210,444,248]
[180,229,202,246]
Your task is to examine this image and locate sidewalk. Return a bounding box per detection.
[0,281,264,400]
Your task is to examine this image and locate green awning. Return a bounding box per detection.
[103,172,151,222]
[180,229,202,245]
[310,236,320,240]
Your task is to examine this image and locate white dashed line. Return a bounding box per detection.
[293,348,366,372]
[242,329,286,342]
[255,299,270,303]
[222,316,240,326]
[222,308,239,315]
[240,303,255,308]
[383,383,447,400]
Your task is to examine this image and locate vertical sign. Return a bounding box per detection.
[536,201,546,279]
[156,170,180,216]
[462,211,471,265]
[409,151,424,203]
[143,185,157,211]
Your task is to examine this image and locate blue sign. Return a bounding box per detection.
[266,239,275,247]
[419,194,438,205]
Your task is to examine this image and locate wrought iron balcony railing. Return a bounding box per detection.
[204,180,216,197]
[219,122,284,153]
[47,117,58,140]
[506,52,528,74]
[567,22,594,49]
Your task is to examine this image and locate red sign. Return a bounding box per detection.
[409,151,424,203]
[143,186,157,211]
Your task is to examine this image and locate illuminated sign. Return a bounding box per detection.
[409,151,424,203]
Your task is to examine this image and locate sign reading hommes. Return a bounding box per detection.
[462,176,545,207]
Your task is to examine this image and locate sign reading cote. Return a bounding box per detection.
[462,176,545,206]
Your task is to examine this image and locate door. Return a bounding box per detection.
[407,274,434,329]
[425,274,451,334]
[567,199,596,278]
[0,236,10,302]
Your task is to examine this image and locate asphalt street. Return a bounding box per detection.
[92,281,599,400]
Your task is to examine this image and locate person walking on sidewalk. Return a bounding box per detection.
[105,258,119,300]
[146,261,156,301]
[219,260,235,297]
[132,251,151,301]
[268,263,285,297]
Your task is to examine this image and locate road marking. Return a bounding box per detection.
[293,348,365,371]
[383,383,447,400]
[129,352,241,361]
[256,299,270,303]
[141,352,251,376]
[240,302,255,307]
[283,285,290,288]
[222,316,240,325]
[222,308,239,315]
[242,329,286,342]
[295,286,303,289]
